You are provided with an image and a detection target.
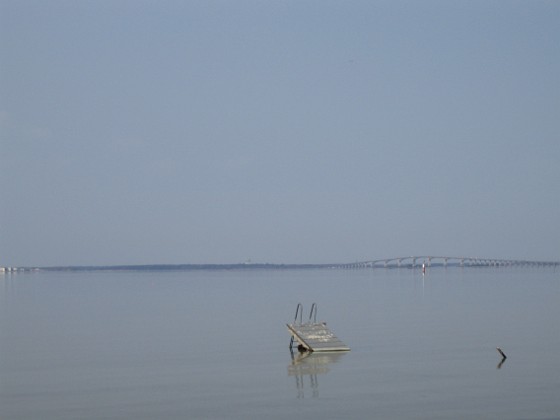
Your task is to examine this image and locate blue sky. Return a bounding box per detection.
[1,0,559,266]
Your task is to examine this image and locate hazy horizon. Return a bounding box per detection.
[1,1,559,267]
[4,255,560,271]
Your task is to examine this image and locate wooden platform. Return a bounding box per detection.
[287,322,350,352]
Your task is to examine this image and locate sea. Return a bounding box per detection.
[1,266,559,419]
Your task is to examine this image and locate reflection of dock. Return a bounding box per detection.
[288,351,347,399]
[288,351,346,376]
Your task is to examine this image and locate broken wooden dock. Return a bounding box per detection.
[287,303,350,352]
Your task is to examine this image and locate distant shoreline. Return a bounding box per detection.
[3,263,341,272]
[2,260,559,273]
[39,263,338,271]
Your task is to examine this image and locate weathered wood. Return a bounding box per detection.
[496,347,507,360]
[287,322,350,352]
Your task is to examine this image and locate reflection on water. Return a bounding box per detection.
[496,357,507,369]
[287,350,347,398]
[1,273,18,298]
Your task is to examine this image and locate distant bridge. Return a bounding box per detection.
[1,257,558,273]
[334,256,560,269]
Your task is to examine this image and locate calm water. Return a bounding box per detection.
[1,267,559,419]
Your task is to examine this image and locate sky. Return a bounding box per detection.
[1,0,559,267]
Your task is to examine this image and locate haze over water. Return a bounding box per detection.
[1,266,558,419]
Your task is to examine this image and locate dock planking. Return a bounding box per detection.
[287,322,350,352]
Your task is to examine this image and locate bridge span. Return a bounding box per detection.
[335,256,560,269]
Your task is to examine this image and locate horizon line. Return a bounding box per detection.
[2,256,559,272]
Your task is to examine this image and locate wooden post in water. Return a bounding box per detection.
[496,347,507,360]
[496,347,507,369]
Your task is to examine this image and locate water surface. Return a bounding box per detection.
[1,267,559,419]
